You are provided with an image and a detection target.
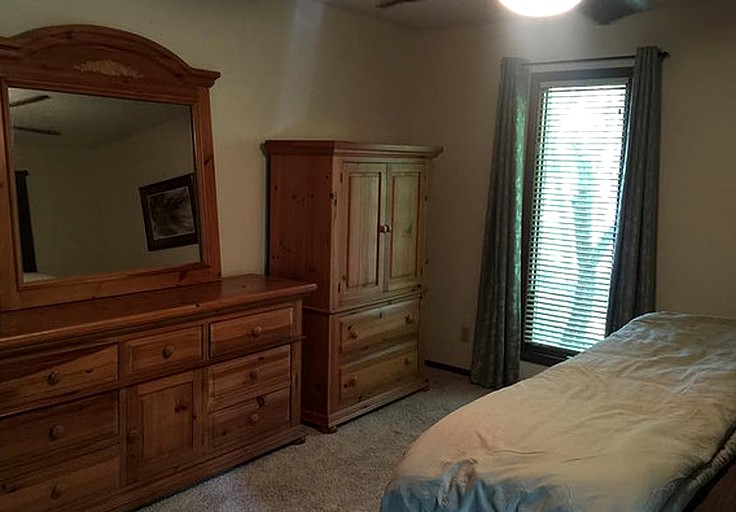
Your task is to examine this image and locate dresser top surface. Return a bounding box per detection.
[0,274,315,352]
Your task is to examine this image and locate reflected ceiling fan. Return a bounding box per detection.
[375,0,652,24]
[9,94,61,136]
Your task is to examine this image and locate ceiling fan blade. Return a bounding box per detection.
[376,0,422,9]
[580,0,651,24]
[9,94,51,108]
[12,125,61,136]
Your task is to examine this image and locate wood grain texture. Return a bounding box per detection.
[0,345,118,414]
[340,163,385,305]
[0,275,314,512]
[0,392,118,469]
[336,298,419,358]
[125,370,204,484]
[266,141,439,430]
[207,345,291,411]
[0,446,119,512]
[123,325,204,377]
[386,164,425,292]
[0,25,222,311]
[208,387,290,450]
[209,307,294,358]
[0,274,315,354]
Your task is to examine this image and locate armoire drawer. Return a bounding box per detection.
[208,387,290,450]
[338,345,419,407]
[336,299,419,358]
[123,325,204,376]
[0,393,118,469]
[209,307,294,357]
[0,446,119,512]
[208,345,291,410]
[0,345,118,413]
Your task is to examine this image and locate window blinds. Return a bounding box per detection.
[525,82,629,353]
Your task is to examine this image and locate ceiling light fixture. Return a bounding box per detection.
[499,0,583,17]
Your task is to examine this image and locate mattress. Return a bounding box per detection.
[382,312,736,512]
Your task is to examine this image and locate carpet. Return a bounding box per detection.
[139,368,487,512]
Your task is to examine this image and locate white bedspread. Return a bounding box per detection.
[382,312,736,512]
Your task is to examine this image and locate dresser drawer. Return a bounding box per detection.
[209,307,294,357]
[0,446,119,512]
[208,345,291,410]
[338,345,418,406]
[0,393,118,469]
[337,299,419,358]
[123,325,204,376]
[0,345,118,413]
[209,388,290,450]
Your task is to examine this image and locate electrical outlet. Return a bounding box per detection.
[460,325,470,344]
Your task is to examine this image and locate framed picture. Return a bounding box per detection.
[139,173,198,251]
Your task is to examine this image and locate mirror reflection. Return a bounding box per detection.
[8,87,201,283]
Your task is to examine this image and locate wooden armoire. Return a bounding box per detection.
[264,141,442,431]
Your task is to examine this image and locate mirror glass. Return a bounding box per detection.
[8,87,201,283]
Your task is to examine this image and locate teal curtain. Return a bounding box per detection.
[471,58,529,389]
[606,47,664,335]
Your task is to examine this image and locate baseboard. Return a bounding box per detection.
[424,360,470,376]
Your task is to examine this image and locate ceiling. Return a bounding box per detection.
[314,0,511,29]
[312,0,692,30]
[8,88,190,148]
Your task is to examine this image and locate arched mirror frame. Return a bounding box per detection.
[0,25,221,311]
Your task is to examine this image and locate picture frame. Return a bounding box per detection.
[139,173,198,251]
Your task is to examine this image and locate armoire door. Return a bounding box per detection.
[125,370,203,483]
[338,162,387,306]
[385,163,425,292]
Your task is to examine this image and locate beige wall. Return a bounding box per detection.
[0,0,418,278]
[2,1,733,372]
[409,1,736,369]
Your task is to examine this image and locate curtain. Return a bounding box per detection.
[606,47,664,335]
[471,58,529,389]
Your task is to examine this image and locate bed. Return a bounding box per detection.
[381,312,736,512]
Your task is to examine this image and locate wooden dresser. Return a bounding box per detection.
[0,275,315,511]
[264,141,442,431]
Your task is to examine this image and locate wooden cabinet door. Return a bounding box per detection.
[385,164,425,292]
[125,370,203,483]
[338,163,386,305]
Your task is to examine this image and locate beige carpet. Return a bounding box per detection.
[139,368,488,512]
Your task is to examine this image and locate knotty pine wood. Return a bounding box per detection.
[0,275,314,512]
[123,325,204,377]
[0,25,222,311]
[265,141,440,431]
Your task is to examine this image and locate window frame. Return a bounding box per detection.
[521,66,633,367]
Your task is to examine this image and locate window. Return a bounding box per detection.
[522,68,632,365]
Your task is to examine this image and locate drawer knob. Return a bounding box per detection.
[47,371,62,386]
[174,401,189,413]
[347,376,358,387]
[162,345,175,359]
[378,223,392,234]
[405,315,415,325]
[49,424,65,441]
[250,369,260,381]
[249,413,261,425]
[404,357,412,366]
[349,330,359,339]
[256,395,267,408]
[251,326,264,337]
[127,428,140,443]
[51,482,67,500]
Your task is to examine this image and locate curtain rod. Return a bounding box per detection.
[525,51,670,67]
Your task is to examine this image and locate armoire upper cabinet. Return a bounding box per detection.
[265,141,442,313]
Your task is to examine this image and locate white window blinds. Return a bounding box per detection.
[525,80,629,353]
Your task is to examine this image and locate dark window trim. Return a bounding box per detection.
[521,66,633,367]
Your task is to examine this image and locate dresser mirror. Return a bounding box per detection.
[0,25,221,310]
[10,87,200,282]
